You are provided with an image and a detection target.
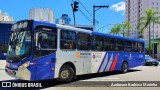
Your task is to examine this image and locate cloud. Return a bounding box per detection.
[111,2,125,12]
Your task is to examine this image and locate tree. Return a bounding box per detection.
[109,23,121,35]
[137,8,160,54]
[121,20,133,37]
[109,21,132,37]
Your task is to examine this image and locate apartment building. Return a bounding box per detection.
[126,0,160,40]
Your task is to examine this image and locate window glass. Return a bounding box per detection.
[124,40,132,52]
[116,39,123,45]
[104,37,115,51]
[115,39,124,51]
[38,32,56,49]
[138,43,144,53]
[34,26,57,59]
[104,38,115,44]
[61,30,76,49]
[132,42,138,52]
[92,35,103,51]
[78,33,90,50]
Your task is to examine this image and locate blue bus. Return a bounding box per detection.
[5,20,145,81]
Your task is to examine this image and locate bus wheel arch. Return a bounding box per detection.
[58,62,76,82]
[121,60,128,73]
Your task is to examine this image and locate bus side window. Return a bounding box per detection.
[138,43,144,53]
[34,26,57,59]
[124,41,132,52]
[92,35,103,51]
[104,37,115,51]
[77,33,90,50]
[115,39,124,51]
[132,42,138,52]
[60,30,76,50]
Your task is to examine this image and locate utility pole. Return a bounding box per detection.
[71,1,79,27]
[93,5,109,26]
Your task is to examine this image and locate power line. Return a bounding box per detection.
[77,0,93,17]
[78,8,93,23]
[97,24,115,32]
[70,0,93,23]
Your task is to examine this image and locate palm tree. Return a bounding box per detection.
[109,23,121,35]
[121,20,133,37]
[137,8,160,54]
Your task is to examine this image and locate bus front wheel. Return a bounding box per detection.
[121,62,128,73]
[58,65,74,82]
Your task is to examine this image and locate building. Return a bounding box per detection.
[125,0,160,40]
[29,8,54,23]
[56,14,71,24]
[0,22,13,59]
[0,10,14,22]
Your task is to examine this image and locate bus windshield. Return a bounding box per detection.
[7,30,31,61]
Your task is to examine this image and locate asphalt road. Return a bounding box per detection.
[0,62,160,90]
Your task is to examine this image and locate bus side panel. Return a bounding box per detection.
[92,52,122,73]
[113,52,123,71]
[54,50,84,78]
[91,52,106,73]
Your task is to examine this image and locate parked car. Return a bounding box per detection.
[145,55,159,66]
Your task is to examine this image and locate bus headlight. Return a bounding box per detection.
[18,61,30,70]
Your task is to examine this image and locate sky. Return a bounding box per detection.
[0,0,125,33]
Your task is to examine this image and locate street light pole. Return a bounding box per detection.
[93,5,109,27]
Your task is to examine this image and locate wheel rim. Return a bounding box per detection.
[60,69,70,79]
[123,63,128,72]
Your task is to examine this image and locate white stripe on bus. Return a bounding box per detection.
[105,53,113,71]
[99,53,108,72]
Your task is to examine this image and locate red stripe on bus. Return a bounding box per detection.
[110,54,118,71]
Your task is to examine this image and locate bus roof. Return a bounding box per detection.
[92,31,144,43]
[17,20,144,43]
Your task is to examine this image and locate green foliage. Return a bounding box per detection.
[137,8,160,36]
[109,21,133,37]
[137,8,160,51]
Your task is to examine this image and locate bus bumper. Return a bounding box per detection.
[5,66,31,80]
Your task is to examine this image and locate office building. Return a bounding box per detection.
[0,10,14,22]
[29,8,54,23]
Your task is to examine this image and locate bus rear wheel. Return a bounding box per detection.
[122,62,128,73]
[58,65,74,82]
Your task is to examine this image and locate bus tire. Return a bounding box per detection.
[58,65,74,82]
[121,62,128,73]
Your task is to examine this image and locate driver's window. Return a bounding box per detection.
[34,26,57,59]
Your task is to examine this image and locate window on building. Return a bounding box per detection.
[156,7,158,10]
[60,30,76,50]
[77,33,90,50]
[92,35,103,51]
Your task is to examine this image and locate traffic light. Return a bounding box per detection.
[73,1,79,12]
